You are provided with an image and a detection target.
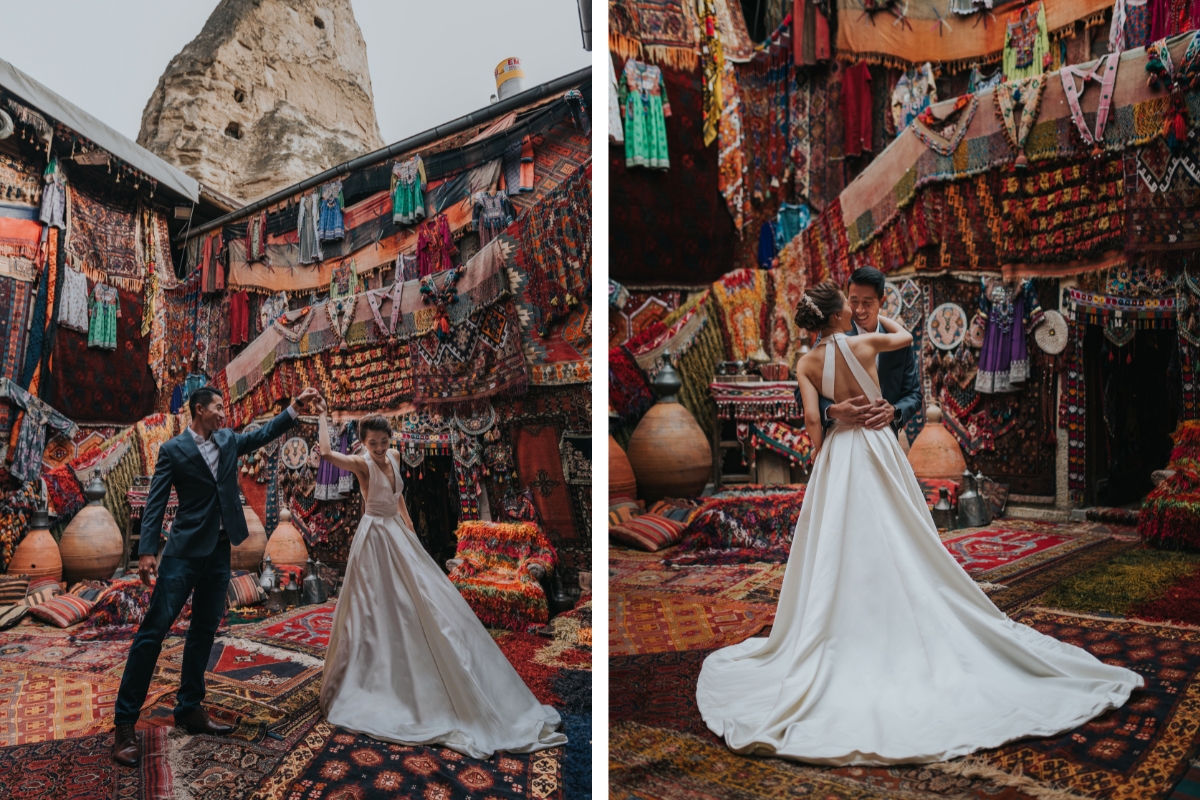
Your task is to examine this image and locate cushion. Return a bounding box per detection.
[26,594,94,627]
[0,575,29,606]
[26,576,60,595]
[227,572,265,608]
[610,513,686,552]
[68,580,108,602]
[500,488,543,526]
[23,586,62,607]
[649,498,704,523]
[608,498,643,527]
[0,604,27,630]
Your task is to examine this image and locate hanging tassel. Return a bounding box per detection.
[1014,152,1029,169]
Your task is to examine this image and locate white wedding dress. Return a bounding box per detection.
[696,333,1142,766]
[319,451,566,759]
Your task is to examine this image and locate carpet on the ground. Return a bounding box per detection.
[609,608,1200,800]
[610,591,774,656]
[0,725,173,799]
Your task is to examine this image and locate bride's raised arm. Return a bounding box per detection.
[317,400,366,479]
[860,315,913,355]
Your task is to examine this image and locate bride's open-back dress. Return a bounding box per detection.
[319,451,566,759]
[696,333,1142,766]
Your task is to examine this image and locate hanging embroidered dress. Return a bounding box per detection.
[317,180,345,242]
[88,283,120,350]
[501,136,535,194]
[1003,3,1049,82]
[417,215,456,277]
[774,203,812,251]
[39,158,65,229]
[298,192,322,264]
[621,59,672,170]
[975,278,1035,394]
[315,425,354,501]
[392,156,427,225]
[0,378,76,483]
[397,253,421,283]
[58,265,89,333]
[472,191,515,247]
[891,64,938,131]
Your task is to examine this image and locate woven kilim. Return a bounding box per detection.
[610,608,1200,800]
[0,726,172,799]
[942,524,1108,577]
[609,591,774,655]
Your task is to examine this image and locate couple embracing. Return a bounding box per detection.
[111,387,563,767]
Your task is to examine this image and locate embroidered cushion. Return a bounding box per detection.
[448,521,556,633]
[649,498,705,523]
[0,575,29,605]
[0,604,27,630]
[68,580,108,602]
[26,594,94,627]
[610,513,686,552]
[227,572,266,608]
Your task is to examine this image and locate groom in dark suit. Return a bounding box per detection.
[817,267,922,432]
[112,385,320,767]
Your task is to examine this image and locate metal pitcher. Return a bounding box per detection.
[931,487,955,529]
[958,469,989,528]
[302,558,324,605]
[259,555,276,594]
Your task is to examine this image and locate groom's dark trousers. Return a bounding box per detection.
[114,408,296,725]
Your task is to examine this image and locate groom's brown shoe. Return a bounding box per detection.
[112,724,139,767]
[177,708,234,736]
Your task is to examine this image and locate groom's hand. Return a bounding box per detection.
[138,554,157,587]
[864,399,895,431]
[827,395,874,426]
[292,387,321,413]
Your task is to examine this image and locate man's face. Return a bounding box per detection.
[847,282,882,332]
[196,397,226,431]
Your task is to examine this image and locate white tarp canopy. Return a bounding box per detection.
[0,56,199,202]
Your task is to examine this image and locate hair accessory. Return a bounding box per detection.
[801,294,821,314]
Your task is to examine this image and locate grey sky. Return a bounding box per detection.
[0,1,590,145]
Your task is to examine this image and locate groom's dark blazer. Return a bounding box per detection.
[139,409,297,558]
[814,320,922,433]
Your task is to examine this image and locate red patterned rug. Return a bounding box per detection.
[610,609,1200,800]
[0,725,172,799]
[610,591,774,656]
[942,526,1100,576]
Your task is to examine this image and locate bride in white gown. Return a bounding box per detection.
[696,281,1143,766]
[313,406,566,759]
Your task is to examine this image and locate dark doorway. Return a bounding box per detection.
[1084,326,1179,506]
[402,456,461,569]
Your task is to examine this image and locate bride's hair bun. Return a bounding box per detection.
[794,281,844,331]
[357,414,392,443]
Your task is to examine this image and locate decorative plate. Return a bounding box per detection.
[1034,310,1069,354]
[927,303,968,350]
[280,437,310,471]
[900,303,924,332]
[900,279,920,308]
[882,283,903,319]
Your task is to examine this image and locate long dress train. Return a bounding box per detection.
[695,333,1142,765]
[320,451,566,759]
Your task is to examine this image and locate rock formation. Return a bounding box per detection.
[138,0,385,204]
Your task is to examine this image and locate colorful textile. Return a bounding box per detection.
[994,75,1047,166]
[632,0,701,71]
[1060,53,1120,155]
[391,155,427,224]
[710,381,800,421]
[415,213,456,278]
[0,722,172,796]
[408,299,528,406]
[26,593,93,627]
[514,425,578,543]
[711,268,772,361]
[1063,286,1176,328]
[1125,134,1200,252]
[621,59,672,170]
[226,571,266,608]
[1004,2,1049,80]
[610,513,685,552]
[86,282,119,350]
[610,591,773,655]
[610,56,626,143]
[43,463,84,523]
[297,189,322,264]
[316,180,345,241]
[911,94,979,157]
[843,61,873,157]
[448,520,556,632]
[975,278,1031,394]
[64,183,142,291]
[472,190,514,247]
[748,420,813,470]
[56,265,89,334]
[0,378,76,482]
[698,0,723,148]
[628,295,708,378]
[609,345,655,421]
[768,258,807,365]
[667,488,807,565]
[1139,421,1200,549]
[717,57,745,231]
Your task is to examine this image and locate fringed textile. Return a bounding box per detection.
[64,183,143,291]
[1139,421,1200,548]
[711,268,774,361]
[448,520,556,633]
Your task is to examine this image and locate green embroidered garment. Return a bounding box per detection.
[620,59,672,170]
[87,283,119,350]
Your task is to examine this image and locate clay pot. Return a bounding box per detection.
[232,502,268,572]
[59,470,123,582]
[609,435,637,501]
[8,506,61,583]
[264,506,308,569]
[626,359,710,503]
[907,405,967,483]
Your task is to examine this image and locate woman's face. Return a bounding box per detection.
[364,430,391,459]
